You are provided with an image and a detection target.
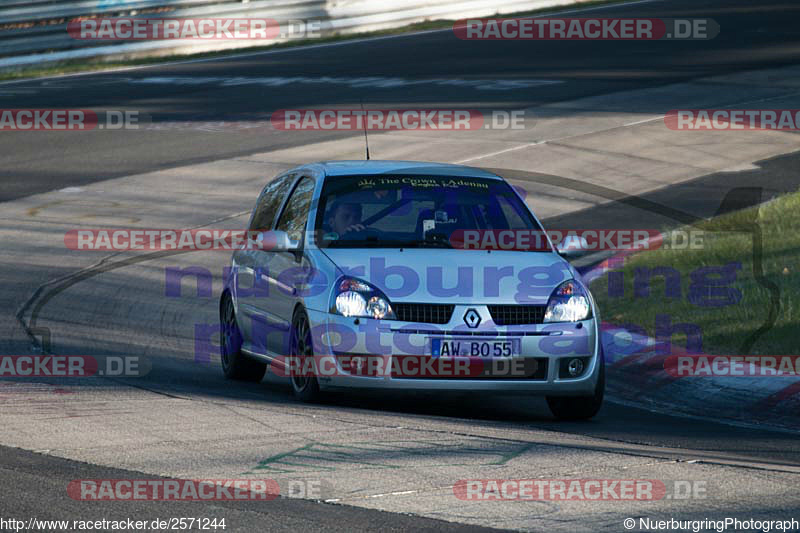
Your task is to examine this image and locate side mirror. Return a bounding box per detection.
[556,234,589,258]
[255,230,301,253]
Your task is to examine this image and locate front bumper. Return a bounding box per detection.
[305,306,601,395]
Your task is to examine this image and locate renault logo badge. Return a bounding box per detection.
[463,308,481,328]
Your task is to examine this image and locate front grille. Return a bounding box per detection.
[393,303,454,324]
[487,305,547,326]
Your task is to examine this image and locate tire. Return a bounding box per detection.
[288,309,321,403]
[546,350,605,421]
[220,294,267,382]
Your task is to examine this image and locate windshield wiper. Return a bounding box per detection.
[395,239,453,249]
[325,239,452,249]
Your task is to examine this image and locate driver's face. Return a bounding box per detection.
[329,205,361,235]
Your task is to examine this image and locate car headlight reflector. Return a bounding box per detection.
[366,296,392,319]
[335,291,367,317]
[544,280,592,323]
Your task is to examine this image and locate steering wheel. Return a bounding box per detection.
[344,227,381,239]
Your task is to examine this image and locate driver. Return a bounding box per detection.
[327,201,365,237]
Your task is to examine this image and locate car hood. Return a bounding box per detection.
[321,248,575,305]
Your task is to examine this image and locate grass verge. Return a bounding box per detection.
[590,189,800,356]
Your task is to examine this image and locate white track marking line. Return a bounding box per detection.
[455,140,548,163]
[456,90,800,165]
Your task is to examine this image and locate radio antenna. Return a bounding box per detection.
[360,99,370,160]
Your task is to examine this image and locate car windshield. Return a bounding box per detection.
[315,175,545,249]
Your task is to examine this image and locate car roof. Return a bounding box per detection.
[303,160,504,180]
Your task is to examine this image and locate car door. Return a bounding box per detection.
[234,172,295,348]
[258,176,316,356]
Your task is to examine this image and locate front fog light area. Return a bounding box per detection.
[559,357,591,378]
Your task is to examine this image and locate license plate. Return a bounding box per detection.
[430,338,520,358]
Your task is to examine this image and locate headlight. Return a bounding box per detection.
[333,277,396,320]
[335,291,368,317]
[544,280,592,323]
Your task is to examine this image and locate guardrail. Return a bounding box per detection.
[0,0,586,69]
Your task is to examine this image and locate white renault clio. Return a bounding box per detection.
[220,161,604,420]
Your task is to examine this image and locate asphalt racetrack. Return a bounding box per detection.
[1,0,800,531]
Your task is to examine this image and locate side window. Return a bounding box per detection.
[249,174,294,232]
[496,195,531,230]
[276,177,315,240]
